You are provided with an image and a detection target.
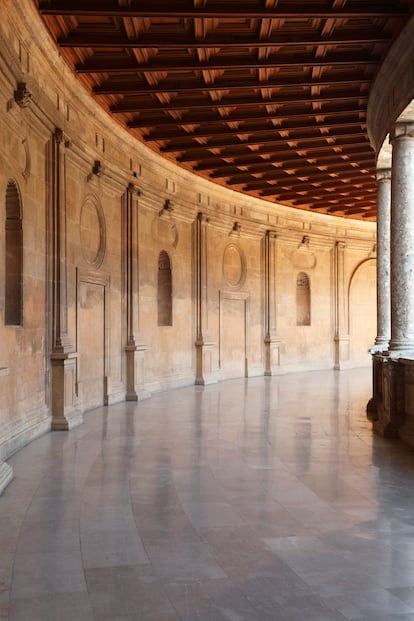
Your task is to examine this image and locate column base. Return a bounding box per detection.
[264,334,281,376]
[125,341,149,402]
[51,409,83,431]
[334,335,350,370]
[51,352,82,431]
[195,338,217,385]
[369,354,404,440]
[126,388,151,401]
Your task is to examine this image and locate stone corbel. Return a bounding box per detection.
[14,81,32,108]
[87,159,103,182]
[159,198,173,217]
[229,221,241,236]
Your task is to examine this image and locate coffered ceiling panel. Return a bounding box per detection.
[36,0,413,219]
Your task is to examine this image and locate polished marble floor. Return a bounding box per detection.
[3,368,414,620]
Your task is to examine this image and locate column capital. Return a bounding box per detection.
[390,122,414,141]
[376,168,391,183]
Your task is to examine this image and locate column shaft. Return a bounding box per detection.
[263,231,280,375]
[373,169,391,349]
[389,124,414,354]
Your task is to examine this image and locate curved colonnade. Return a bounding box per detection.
[3,0,412,491]
[366,14,414,445]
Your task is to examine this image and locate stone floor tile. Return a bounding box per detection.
[9,592,95,621]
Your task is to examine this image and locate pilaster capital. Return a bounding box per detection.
[127,182,141,196]
[197,211,210,224]
[53,127,71,148]
[390,122,414,142]
[265,229,277,240]
[335,240,346,251]
[376,168,391,183]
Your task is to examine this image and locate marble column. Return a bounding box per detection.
[389,123,414,355]
[372,169,391,351]
[367,169,391,420]
[263,230,280,375]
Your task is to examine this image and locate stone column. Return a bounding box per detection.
[48,128,82,430]
[373,169,391,350]
[367,169,391,420]
[389,123,414,355]
[123,183,149,401]
[333,241,349,369]
[263,230,280,375]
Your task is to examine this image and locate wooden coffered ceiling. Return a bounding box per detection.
[36,0,413,220]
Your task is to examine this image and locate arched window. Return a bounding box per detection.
[5,180,23,326]
[157,250,172,326]
[296,272,310,326]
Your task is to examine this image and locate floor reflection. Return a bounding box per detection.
[4,367,414,620]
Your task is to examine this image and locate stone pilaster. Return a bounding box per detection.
[123,183,149,401]
[333,241,349,369]
[48,128,82,430]
[389,123,414,355]
[194,212,214,385]
[263,230,280,375]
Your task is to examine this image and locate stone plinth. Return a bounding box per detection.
[370,354,414,446]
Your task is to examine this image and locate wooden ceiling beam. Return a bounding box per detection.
[249,180,375,195]
[39,2,409,19]
[244,177,374,193]
[333,206,374,215]
[262,189,375,204]
[159,128,367,153]
[237,166,375,189]
[77,53,378,74]
[207,150,374,177]
[194,145,373,171]
[309,199,375,210]
[228,164,374,187]
[287,193,375,206]
[112,93,368,114]
[59,32,390,49]
[95,75,370,97]
[145,119,366,143]
[128,105,367,129]
[177,137,371,162]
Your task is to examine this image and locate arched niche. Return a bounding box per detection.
[5,179,23,326]
[157,250,172,326]
[296,272,311,326]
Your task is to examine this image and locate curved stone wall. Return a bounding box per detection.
[0,0,378,490]
[367,14,414,155]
